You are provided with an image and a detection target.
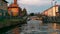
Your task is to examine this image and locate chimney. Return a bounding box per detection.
[14,0,17,4]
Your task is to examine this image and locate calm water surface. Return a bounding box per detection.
[6,20,60,34]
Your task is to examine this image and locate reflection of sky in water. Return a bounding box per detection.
[6,20,60,34]
[21,20,60,34]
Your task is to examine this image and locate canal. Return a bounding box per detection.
[2,20,60,34]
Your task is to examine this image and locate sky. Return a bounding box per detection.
[6,0,60,14]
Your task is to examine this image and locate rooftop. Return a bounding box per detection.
[43,5,60,12]
[2,0,8,3]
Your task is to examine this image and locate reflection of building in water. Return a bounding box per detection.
[0,0,8,16]
[6,27,20,34]
[53,23,56,30]
[12,27,20,34]
[21,20,42,33]
[47,23,59,34]
[42,5,60,16]
[20,22,60,34]
[56,24,60,30]
[8,0,22,16]
[51,23,58,34]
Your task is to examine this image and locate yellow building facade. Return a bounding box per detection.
[42,5,59,16]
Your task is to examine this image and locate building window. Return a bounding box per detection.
[0,3,3,6]
[0,3,2,6]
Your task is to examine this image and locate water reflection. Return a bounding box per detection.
[20,20,60,34]
[6,20,60,34]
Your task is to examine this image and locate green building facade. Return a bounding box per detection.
[0,0,8,17]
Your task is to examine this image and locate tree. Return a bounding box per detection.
[30,13,34,16]
[19,7,22,16]
[22,8,27,16]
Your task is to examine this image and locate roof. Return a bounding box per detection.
[2,0,8,3]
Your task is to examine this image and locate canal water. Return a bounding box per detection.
[5,20,60,34]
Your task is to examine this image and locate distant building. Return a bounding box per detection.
[8,0,22,16]
[0,0,8,16]
[42,5,60,16]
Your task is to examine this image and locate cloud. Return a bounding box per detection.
[6,0,14,4]
[6,0,59,6]
[6,0,60,14]
[17,0,51,6]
